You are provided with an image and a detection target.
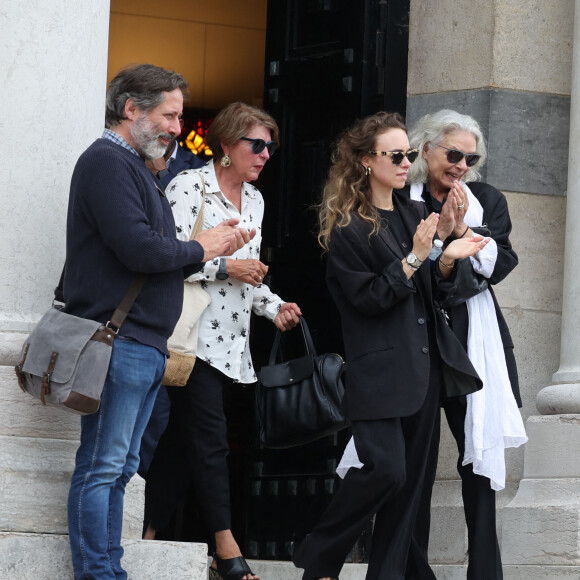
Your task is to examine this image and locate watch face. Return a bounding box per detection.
[407,253,420,267]
[216,272,228,280]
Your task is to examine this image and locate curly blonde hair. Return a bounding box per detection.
[318,112,407,251]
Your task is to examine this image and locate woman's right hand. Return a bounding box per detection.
[411,212,439,261]
[227,259,269,286]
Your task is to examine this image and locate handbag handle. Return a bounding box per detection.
[268,316,317,366]
[189,173,207,241]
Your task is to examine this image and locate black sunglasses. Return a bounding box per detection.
[240,136,278,156]
[435,144,480,167]
[367,149,420,165]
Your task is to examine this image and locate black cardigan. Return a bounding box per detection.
[64,138,205,355]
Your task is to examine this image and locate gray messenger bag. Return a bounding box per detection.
[15,274,146,415]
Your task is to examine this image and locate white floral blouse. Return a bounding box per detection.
[165,160,284,384]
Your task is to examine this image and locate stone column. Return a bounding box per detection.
[501,1,580,577]
[536,1,580,415]
[0,2,204,577]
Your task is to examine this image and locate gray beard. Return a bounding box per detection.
[130,116,168,160]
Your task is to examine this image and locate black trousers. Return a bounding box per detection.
[144,360,236,548]
[296,355,442,580]
[407,396,503,580]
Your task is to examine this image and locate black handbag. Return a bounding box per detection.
[256,317,348,449]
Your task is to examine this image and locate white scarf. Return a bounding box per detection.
[337,183,527,490]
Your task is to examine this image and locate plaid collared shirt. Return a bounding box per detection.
[102,128,139,157]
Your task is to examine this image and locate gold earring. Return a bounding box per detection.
[220,154,231,168]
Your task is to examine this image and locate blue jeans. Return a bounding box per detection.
[67,338,165,579]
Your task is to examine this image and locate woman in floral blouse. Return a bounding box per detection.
[144,102,301,580]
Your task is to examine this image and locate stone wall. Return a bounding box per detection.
[406,1,574,571]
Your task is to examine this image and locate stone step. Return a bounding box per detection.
[0,434,144,539]
[0,533,207,580]
[217,560,580,580]
[0,364,80,441]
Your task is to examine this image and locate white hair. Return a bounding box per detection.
[406,109,487,184]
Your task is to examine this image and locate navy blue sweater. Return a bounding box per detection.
[63,138,204,355]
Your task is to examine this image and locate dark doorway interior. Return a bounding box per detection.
[245,0,411,561]
[158,0,411,563]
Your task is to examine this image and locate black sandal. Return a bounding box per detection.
[210,554,256,580]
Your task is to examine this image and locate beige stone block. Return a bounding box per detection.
[522,415,580,479]
[0,436,144,539]
[251,560,368,579]
[0,332,27,366]
[427,481,467,564]
[496,192,565,313]
[426,480,517,564]
[502,478,580,566]
[0,366,81,440]
[0,532,207,580]
[0,436,76,534]
[431,567,468,580]
[408,1,494,95]
[505,308,561,415]
[408,0,573,96]
[504,565,580,578]
[493,0,574,95]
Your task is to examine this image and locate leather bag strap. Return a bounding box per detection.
[268,316,317,365]
[190,173,207,241]
[107,273,148,333]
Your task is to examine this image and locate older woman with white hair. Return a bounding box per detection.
[399,109,527,580]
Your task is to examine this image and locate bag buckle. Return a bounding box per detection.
[40,351,59,405]
[105,321,121,335]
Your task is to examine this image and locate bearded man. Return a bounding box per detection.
[64,64,252,579]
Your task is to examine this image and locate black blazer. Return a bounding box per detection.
[326,193,481,421]
[159,145,205,189]
[397,182,521,406]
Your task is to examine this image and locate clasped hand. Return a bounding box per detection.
[194,218,256,262]
[438,181,470,241]
[227,259,269,286]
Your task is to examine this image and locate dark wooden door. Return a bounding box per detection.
[245,0,411,562]
[255,0,410,359]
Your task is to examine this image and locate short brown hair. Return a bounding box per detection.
[105,63,189,128]
[206,102,280,162]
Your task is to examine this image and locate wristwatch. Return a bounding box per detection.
[405,252,423,271]
[216,257,229,280]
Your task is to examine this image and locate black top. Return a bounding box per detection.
[377,207,412,252]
